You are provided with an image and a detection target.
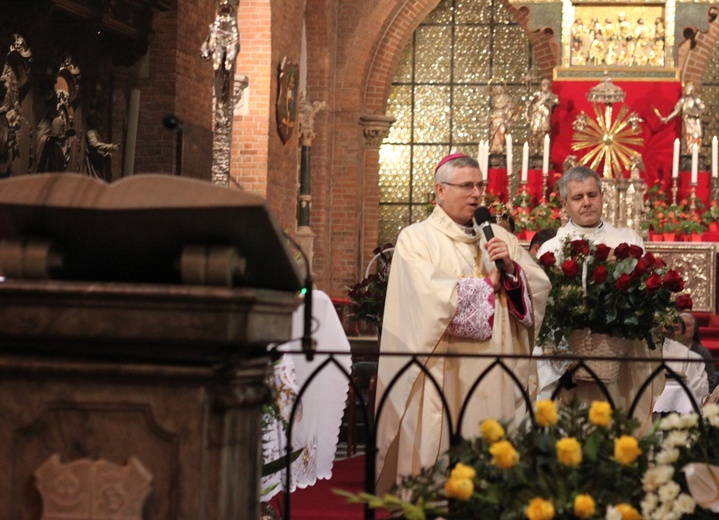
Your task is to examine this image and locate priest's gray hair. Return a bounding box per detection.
[434,156,481,192]
[558,165,602,200]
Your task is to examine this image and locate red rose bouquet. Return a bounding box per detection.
[537,237,692,349]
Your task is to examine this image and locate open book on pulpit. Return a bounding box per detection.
[0,173,302,291]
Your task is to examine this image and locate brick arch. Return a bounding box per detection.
[360,2,560,115]
[680,7,719,86]
[327,0,560,296]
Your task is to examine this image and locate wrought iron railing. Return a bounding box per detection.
[272,349,709,519]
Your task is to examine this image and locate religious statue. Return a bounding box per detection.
[488,84,514,155]
[657,81,707,154]
[525,79,558,156]
[35,90,75,173]
[200,0,241,187]
[571,19,588,65]
[84,113,119,182]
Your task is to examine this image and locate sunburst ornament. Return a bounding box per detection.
[571,78,644,179]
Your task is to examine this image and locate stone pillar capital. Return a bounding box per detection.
[298,92,328,146]
[359,114,395,148]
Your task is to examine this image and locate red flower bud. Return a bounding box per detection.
[539,251,556,268]
[663,270,685,292]
[614,243,630,260]
[570,239,591,257]
[676,294,693,310]
[615,273,632,290]
[592,265,608,283]
[645,273,662,293]
[628,245,643,259]
[562,259,580,278]
[594,243,611,261]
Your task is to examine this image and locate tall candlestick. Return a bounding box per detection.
[712,136,718,179]
[542,134,550,174]
[691,143,698,184]
[521,141,529,182]
[505,134,512,177]
[672,138,680,179]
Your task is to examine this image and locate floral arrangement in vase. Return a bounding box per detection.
[536,237,692,350]
[701,200,719,233]
[346,244,394,330]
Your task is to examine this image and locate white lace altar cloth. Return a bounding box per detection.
[261,290,352,501]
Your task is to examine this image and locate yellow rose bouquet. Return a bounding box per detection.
[337,400,657,519]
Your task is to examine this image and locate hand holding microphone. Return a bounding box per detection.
[473,207,516,277]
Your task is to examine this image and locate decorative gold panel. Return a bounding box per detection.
[413,85,451,143]
[379,145,411,203]
[425,0,454,24]
[411,145,447,201]
[415,26,452,83]
[454,26,491,82]
[492,25,531,82]
[645,243,717,314]
[386,85,412,144]
[456,0,493,24]
[379,205,409,248]
[453,87,488,143]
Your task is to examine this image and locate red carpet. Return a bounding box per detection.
[270,454,392,519]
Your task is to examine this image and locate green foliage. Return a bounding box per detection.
[347,245,393,327]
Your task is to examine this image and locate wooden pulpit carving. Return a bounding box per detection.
[35,454,152,520]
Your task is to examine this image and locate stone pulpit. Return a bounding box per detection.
[0,174,302,520]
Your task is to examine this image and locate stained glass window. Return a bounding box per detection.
[379,0,538,246]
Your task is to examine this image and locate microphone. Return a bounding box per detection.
[473,206,505,271]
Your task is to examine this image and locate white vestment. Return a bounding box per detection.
[535,220,662,431]
[654,338,709,413]
[375,205,550,493]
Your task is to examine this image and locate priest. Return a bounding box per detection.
[535,165,662,431]
[375,153,550,493]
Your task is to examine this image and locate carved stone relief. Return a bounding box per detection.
[35,454,153,520]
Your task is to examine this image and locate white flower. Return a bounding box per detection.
[672,493,696,515]
[643,465,675,492]
[659,413,681,430]
[678,413,699,429]
[708,414,719,428]
[703,403,719,418]
[658,481,681,503]
[651,501,677,520]
[655,448,679,465]
[604,505,621,520]
[641,492,658,515]
[663,430,690,448]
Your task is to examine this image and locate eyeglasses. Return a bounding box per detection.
[441,181,486,193]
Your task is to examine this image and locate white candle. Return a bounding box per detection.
[712,136,718,179]
[521,141,529,182]
[505,134,512,178]
[672,138,680,179]
[691,143,699,184]
[483,140,489,177]
[542,134,550,174]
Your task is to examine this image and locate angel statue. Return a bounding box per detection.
[525,79,558,156]
[488,84,515,155]
[657,81,707,154]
